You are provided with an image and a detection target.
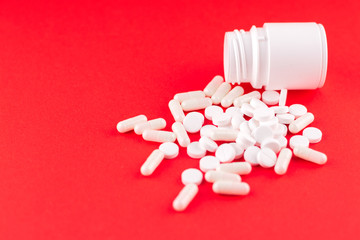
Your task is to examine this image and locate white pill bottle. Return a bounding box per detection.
[224,22,328,90]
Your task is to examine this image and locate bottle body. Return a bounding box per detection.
[224,22,328,90]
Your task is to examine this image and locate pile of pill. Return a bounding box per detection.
[116,75,327,212]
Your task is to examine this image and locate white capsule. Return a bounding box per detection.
[271,106,289,114]
[233,91,261,107]
[257,148,277,168]
[159,142,179,159]
[183,112,204,133]
[216,162,252,175]
[181,168,203,185]
[199,156,221,172]
[241,103,255,117]
[172,122,191,147]
[209,128,239,141]
[199,136,218,152]
[116,115,147,133]
[173,183,198,211]
[261,138,281,154]
[215,144,236,163]
[221,86,244,107]
[211,82,232,104]
[200,124,217,138]
[250,98,268,109]
[289,113,315,134]
[289,104,308,118]
[187,142,206,159]
[276,113,295,124]
[303,127,322,143]
[274,148,292,175]
[278,89,288,106]
[181,97,212,111]
[212,181,250,195]
[174,90,205,103]
[236,132,256,149]
[262,90,280,105]
[140,149,165,176]
[244,145,260,165]
[205,170,241,183]
[203,75,224,97]
[142,129,176,143]
[205,105,223,120]
[134,118,166,135]
[169,99,185,122]
[293,146,327,165]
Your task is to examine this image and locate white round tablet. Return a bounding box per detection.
[276,136,288,149]
[225,106,243,116]
[250,98,268,109]
[261,138,281,153]
[303,127,322,143]
[253,125,273,144]
[181,168,203,185]
[257,148,277,168]
[236,132,256,148]
[253,107,275,122]
[183,112,205,133]
[187,141,206,159]
[159,142,179,159]
[231,113,245,130]
[244,146,260,166]
[215,144,236,163]
[229,143,244,159]
[200,125,217,138]
[205,105,223,120]
[276,113,295,124]
[199,136,218,152]
[241,103,255,117]
[199,156,220,172]
[289,135,310,149]
[239,121,252,135]
[262,90,280,105]
[289,104,307,118]
[248,118,259,131]
[212,113,232,127]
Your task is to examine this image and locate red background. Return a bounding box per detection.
[0,0,360,239]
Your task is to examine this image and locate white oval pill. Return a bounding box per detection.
[142,130,176,143]
[187,142,206,159]
[172,122,191,147]
[181,97,212,111]
[303,127,322,143]
[199,156,221,172]
[244,146,260,165]
[216,162,252,175]
[257,148,277,168]
[174,90,205,103]
[211,82,232,104]
[204,105,223,120]
[181,168,203,185]
[262,90,280,105]
[261,138,281,153]
[183,112,204,133]
[159,142,179,159]
[289,104,307,118]
[140,149,165,176]
[215,144,236,163]
[117,115,147,133]
[289,135,310,149]
[199,136,218,152]
[293,146,327,165]
[221,86,244,108]
[250,98,268,109]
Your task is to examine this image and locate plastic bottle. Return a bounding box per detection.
[223,22,328,90]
